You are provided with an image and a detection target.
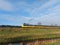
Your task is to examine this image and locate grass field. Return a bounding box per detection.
[0,26,60,45]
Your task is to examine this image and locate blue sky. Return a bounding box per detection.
[0,0,60,26]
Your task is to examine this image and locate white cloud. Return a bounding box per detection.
[0,0,13,11]
[39,15,60,25]
[29,14,60,25]
[24,0,60,25]
[31,0,60,17]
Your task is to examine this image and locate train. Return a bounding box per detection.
[21,23,60,29]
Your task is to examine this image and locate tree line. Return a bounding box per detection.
[0,25,22,28]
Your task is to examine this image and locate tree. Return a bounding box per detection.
[37,22,42,25]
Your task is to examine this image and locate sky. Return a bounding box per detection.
[0,0,60,26]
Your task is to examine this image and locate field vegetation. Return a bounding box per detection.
[0,25,60,44]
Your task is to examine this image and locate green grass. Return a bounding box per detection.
[0,27,60,43]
